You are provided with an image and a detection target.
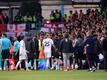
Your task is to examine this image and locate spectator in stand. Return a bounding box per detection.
[14,13,22,23]
[68,10,73,18]
[50,10,55,22]
[26,13,33,23]
[55,10,62,22]
[79,10,84,19]
[3,13,9,24]
[0,12,3,24]
[32,13,37,23]
[63,14,68,22]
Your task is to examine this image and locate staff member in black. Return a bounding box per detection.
[101,31,107,71]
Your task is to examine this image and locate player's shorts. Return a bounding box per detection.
[44,51,51,58]
[2,49,10,59]
[14,51,19,61]
[52,49,59,59]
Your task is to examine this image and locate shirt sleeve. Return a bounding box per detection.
[51,39,54,45]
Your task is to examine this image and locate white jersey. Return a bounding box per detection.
[43,38,54,54]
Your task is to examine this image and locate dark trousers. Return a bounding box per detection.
[87,54,95,68]
[28,58,34,69]
[36,52,39,70]
[93,54,99,68]
[14,51,19,66]
[103,51,107,71]
[2,49,10,70]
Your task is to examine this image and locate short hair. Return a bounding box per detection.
[20,35,24,40]
[65,33,69,38]
[2,32,7,37]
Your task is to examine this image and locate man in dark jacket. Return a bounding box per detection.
[84,31,96,72]
[93,34,102,69]
[59,33,73,71]
[33,34,39,70]
[25,34,35,70]
[74,34,84,69]
[101,32,107,71]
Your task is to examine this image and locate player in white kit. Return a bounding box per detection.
[42,33,55,69]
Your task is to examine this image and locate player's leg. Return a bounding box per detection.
[63,53,67,71]
[15,60,22,69]
[25,59,29,70]
[45,52,51,69]
[67,54,70,70]
[0,50,2,70]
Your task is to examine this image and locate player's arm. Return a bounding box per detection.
[42,40,44,50]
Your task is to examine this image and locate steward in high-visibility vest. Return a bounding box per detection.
[32,16,37,22]
[26,16,33,22]
[64,14,68,22]
[14,15,22,23]
[55,10,61,22]
[50,15,55,21]
[50,11,55,22]
[55,12,60,19]
[68,10,73,18]
[21,16,27,23]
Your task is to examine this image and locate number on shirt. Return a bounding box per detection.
[44,42,50,46]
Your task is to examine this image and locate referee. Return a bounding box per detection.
[1,33,11,70]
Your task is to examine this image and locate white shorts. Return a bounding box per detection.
[44,51,51,58]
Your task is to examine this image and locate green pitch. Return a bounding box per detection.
[0,70,107,80]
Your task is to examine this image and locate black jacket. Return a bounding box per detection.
[59,38,73,53]
[93,38,102,54]
[101,37,107,52]
[84,35,95,54]
[34,38,39,54]
[25,37,35,59]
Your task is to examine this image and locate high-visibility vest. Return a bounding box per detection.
[33,16,36,22]
[29,16,33,22]
[22,16,27,22]
[55,13,60,19]
[50,15,54,20]
[64,16,68,22]
[15,16,19,22]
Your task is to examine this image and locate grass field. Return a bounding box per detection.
[0,70,107,80]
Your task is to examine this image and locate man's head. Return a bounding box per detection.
[46,33,50,38]
[2,33,7,38]
[14,36,17,41]
[20,35,24,40]
[64,33,69,38]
